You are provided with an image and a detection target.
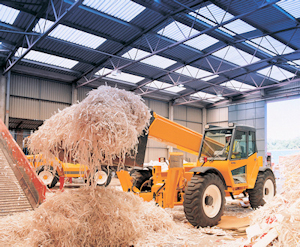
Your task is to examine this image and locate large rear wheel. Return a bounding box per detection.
[183,173,225,227]
[248,170,276,209]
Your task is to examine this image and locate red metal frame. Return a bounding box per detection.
[0,119,46,206]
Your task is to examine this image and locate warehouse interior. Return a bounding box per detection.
[0,0,299,246]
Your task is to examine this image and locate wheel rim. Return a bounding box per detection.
[94,171,108,185]
[39,171,54,185]
[263,179,275,202]
[202,185,222,218]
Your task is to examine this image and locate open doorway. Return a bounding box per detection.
[267,97,300,192]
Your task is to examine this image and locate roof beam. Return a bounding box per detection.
[3,0,82,75]
[5,0,49,64]
[77,0,279,88]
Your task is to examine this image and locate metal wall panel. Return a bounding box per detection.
[207,107,228,129]
[10,97,40,119]
[11,74,39,98]
[228,101,266,163]
[78,87,92,102]
[174,105,187,121]
[207,107,228,123]
[187,122,202,133]
[40,101,69,120]
[40,80,71,104]
[174,119,187,127]
[148,99,168,117]
[145,148,168,163]
[187,107,202,122]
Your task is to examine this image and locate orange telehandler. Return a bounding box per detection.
[117,112,276,227]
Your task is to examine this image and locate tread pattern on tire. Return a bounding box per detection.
[100,167,112,187]
[183,173,225,227]
[248,170,276,209]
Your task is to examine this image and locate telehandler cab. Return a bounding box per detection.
[117,113,276,227]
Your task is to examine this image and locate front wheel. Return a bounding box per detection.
[183,173,225,227]
[247,170,276,209]
[36,165,59,188]
[93,167,112,187]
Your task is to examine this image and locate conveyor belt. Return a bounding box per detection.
[0,118,46,218]
[0,148,32,217]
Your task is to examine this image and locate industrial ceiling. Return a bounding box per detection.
[0,0,300,107]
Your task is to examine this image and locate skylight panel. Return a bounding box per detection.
[276,0,300,18]
[257,66,295,81]
[191,91,224,102]
[190,4,234,26]
[33,19,106,49]
[158,21,218,51]
[222,19,256,35]
[122,48,176,69]
[15,48,78,69]
[158,21,199,41]
[247,36,294,56]
[221,80,256,91]
[146,80,185,93]
[83,0,145,22]
[96,68,144,83]
[213,46,260,66]
[175,65,219,81]
[288,60,300,67]
[0,4,20,24]
[185,34,219,50]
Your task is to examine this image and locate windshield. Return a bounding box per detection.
[200,129,233,160]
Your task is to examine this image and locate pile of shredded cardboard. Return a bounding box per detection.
[0,187,230,247]
[222,153,300,247]
[28,85,151,174]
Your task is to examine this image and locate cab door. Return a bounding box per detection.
[229,130,248,187]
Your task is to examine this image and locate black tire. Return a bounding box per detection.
[247,170,276,209]
[101,167,113,186]
[183,173,225,227]
[36,165,59,188]
[93,167,112,187]
[131,170,152,191]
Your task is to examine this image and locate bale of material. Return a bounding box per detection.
[28,86,151,172]
[0,187,175,247]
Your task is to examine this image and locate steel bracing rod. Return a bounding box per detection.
[3,0,82,75]
[136,47,300,99]
[0,22,194,83]
[173,76,300,106]
[75,0,205,87]
[210,0,299,51]
[5,1,50,65]
[77,0,279,88]
[172,49,300,100]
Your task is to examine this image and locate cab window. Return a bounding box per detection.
[248,131,256,156]
[231,131,247,159]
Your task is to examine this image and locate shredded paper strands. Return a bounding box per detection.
[222,153,300,247]
[28,85,151,177]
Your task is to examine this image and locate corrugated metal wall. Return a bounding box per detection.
[207,107,228,127]
[172,105,202,162]
[228,101,266,162]
[144,99,169,163]
[78,86,93,101]
[9,74,71,120]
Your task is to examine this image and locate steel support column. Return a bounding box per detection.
[5,71,11,127]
